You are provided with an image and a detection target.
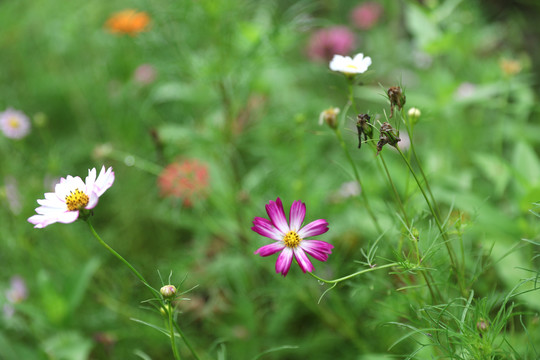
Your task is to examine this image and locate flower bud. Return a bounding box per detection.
[376,122,400,155]
[356,113,373,149]
[319,107,340,129]
[387,86,406,118]
[407,107,421,124]
[160,285,177,299]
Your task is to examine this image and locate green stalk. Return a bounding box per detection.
[394,148,464,293]
[86,220,199,359]
[309,262,399,284]
[334,128,382,234]
[168,305,182,360]
[173,321,201,360]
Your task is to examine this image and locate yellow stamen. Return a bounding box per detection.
[65,189,89,211]
[8,117,20,129]
[283,230,301,248]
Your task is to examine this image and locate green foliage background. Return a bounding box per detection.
[1,0,539,359]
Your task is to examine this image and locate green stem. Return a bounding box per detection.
[168,305,182,360]
[334,128,383,234]
[173,321,201,360]
[378,153,410,228]
[394,148,463,289]
[309,262,399,284]
[86,220,160,299]
[86,220,200,359]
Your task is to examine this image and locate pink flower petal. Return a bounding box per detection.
[275,247,294,276]
[294,248,314,273]
[288,200,305,231]
[298,219,329,238]
[265,198,289,234]
[94,166,115,196]
[254,242,286,256]
[300,240,334,262]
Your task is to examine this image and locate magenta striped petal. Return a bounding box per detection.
[298,219,329,238]
[294,248,314,273]
[251,217,283,240]
[254,242,285,256]
[288,200,305,231]
[300,240,333,262]
[265,198,289,234]
[275,247,294,276]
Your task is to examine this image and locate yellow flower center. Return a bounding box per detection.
[65,189,89,211]
[345,64,358,70]
[8,117,20,129]
[283,230,301,248]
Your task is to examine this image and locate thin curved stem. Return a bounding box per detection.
[86,220,160,299]
[168,305,182,360]
[309,262,400,284]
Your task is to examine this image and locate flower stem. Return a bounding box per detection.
[86,220,160,298]
[85,220,200,359]
[334,128,383,234]
[168,305,182,360]
[173,321,201,360]
[394,147,464,294]
[310,262,399,284]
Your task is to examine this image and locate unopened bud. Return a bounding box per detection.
[160,285,177,299]
[407,107,421,124]
[356,113,373,149]
[319,107,340,129]
[476,318,489,334]
[377,122,400,155]
[387,86,406,118]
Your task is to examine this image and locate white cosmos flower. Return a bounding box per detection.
[329,53,372,75]
[28,166,115,228]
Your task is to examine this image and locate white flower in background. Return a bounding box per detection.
[28,166,115,228]
[0,108,31,139]
[329,53,372,75]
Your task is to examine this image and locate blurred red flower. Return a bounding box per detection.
[105,9,150,36]
[158,159,209,206]
[307,26,356,62]
[350,2,383,30]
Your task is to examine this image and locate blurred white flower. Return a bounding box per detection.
[329,53,371,75]
[0,108,31,139]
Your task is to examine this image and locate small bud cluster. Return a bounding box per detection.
[356,113,373,148]
[376,122,400,155]
[387,86,406,118]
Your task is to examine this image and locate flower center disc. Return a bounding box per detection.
[283,230,301,248]
[65,189,89,211]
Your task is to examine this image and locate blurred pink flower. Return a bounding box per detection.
[134,64,157,85]
[4,176,22,215]
[0,108,31,139]
[351,2,383,30]
[158,159,209,206]
[252,198,333,277]
[6,276,27,304]
[307,26,356,62]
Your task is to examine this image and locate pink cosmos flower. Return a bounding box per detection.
[252,198,333,277]
[307,26,356,62]
[350,2,383,30]
[28,166,115,228]
[0,108,31,139]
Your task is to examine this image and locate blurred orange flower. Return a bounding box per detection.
[158,159,210,206]
[105,9,150,36]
